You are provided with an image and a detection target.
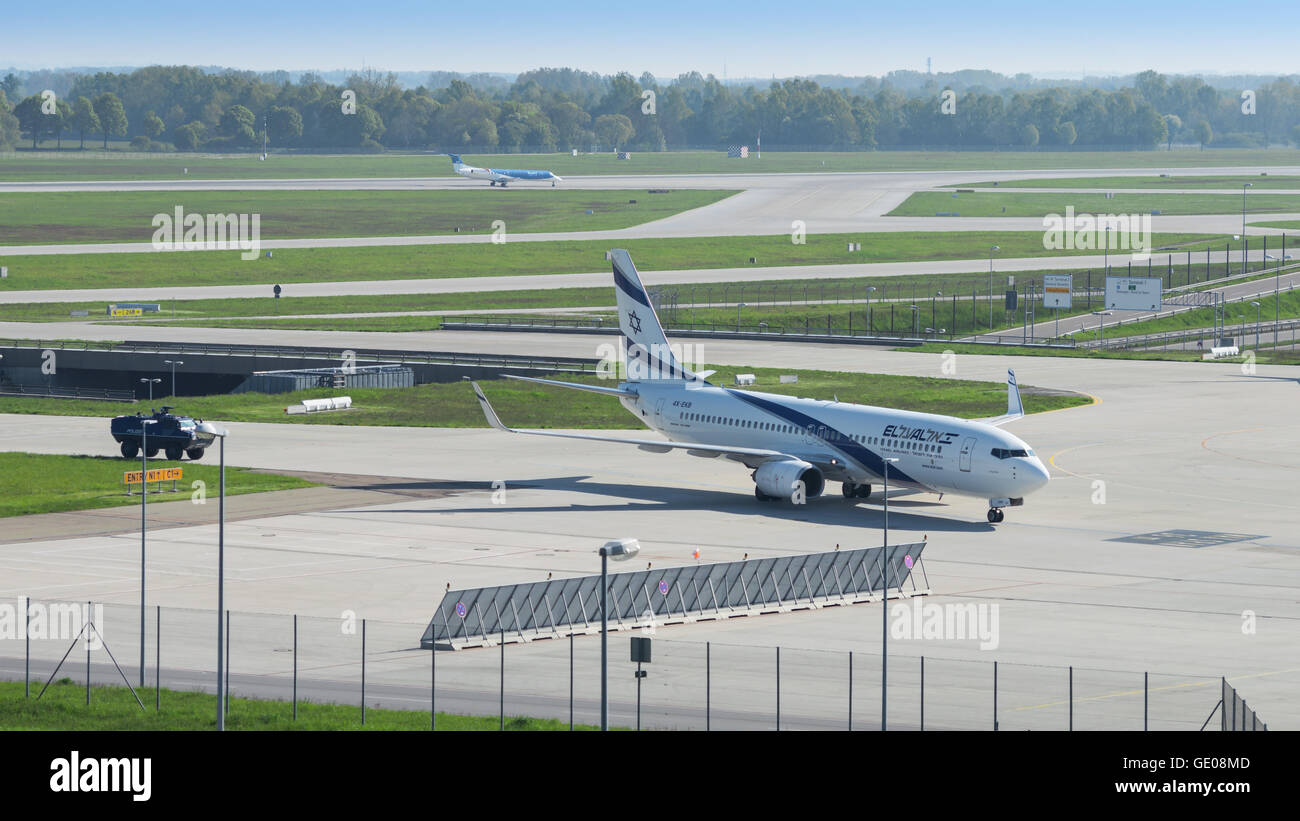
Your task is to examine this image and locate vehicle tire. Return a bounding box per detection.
[165,446,183,461]
[841,482,857,498]
[855,483,872,498]
[186,448,204,460]
[121,441,139,459]
[145,447,159,458]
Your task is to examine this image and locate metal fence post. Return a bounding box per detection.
[848,650,853,731]
[24,595,29,698]
[431,634,436,731]
[1069,666,1073,730]
[224,609,230,717]
[1144,671,1148,731]
[920,656,925,731]
[993,660,998,731]
[499,628,505,731]
[86,600,91,706]
[360,618,366,726]
[776,645,781,731]
[706,641,711,731]
[293,614,297,721]
[155,605,160,711]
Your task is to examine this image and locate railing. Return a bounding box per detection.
[0,384,137,402]
[0,338,602,374]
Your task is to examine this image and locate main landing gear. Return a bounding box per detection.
[987,508,1005,523]
[841,481,871,499]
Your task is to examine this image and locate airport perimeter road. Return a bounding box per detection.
[1,350,1298,726]
[0,251,1291,308]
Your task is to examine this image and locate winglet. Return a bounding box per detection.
[1006,369,1024,419]
[468,380,512,432]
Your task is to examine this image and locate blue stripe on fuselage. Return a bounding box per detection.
[489,168,554,180]
[725,389,926,487]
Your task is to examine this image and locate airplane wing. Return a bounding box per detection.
[979,368,1025,427]
[470,380,790,463]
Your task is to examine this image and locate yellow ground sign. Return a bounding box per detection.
[111,308,144,317]
[124,467,183,485]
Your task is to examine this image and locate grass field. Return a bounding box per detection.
[0,679,588,730]
[0,261,1248,327]
[0,231,1226,294]
[0,368,1091,429]
[4,148,1300,182]
[1254,220,1300,230]
[958,175,1300,190]
[888,191,1300,218]
[0,452,317,518]
[0,189,735,246]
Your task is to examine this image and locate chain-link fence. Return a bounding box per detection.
[2,596,1254,731]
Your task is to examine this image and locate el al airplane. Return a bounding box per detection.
[471,250,1050,523]
[444,153,562,187]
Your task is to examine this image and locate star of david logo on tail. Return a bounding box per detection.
[627,310,643,334]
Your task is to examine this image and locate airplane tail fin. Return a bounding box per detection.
[445,153,463,165]
[610,249,696,382]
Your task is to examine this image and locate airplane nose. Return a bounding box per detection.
[1025,458,1050,492]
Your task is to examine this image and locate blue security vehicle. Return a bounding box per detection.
[111,406,217,461]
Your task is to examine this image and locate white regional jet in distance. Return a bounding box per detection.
[443,153,562,186]
[471,249,1051,523]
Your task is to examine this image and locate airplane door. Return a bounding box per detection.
[959,437,976,472]
[655,398,665,422]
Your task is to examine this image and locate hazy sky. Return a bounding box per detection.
[5,0,1298,78]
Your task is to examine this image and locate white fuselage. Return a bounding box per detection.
[619,380,1050,503]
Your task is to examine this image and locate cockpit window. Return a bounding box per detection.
[991,448,1030,459]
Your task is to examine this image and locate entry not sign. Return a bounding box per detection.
[1042,274,1073,309]
[1106,276,1162,311]
[124,467,183,485]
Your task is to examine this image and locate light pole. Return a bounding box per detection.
[1242,183,1253,276]
[866,286,876,334]
[1251,301,1261,350]
[598,538,639,731]
[139,418,156,687]
[910,305,918,337]
[880,456,898,731]
[164,360,183,398]
[988,246,999,331]
[200,422,229,731]
[139,377,160,401]
[1091,311,1112,347]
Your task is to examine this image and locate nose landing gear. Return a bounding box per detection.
[986,508,1005,523]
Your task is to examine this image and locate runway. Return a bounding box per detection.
[4,165,1300,258]
[1,348,1297,727]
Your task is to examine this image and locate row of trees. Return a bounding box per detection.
[2,66,1300,153]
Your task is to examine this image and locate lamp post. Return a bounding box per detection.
[1242,184,1252,276]
[598,538,639,731]
[866,286,876,334]
[988,246,999,331]
[200,422,229,731]
[139,377,160,401]
[138,418,156,687]
[881,456,899,731]
[1091,311,1112,347]
[1251,301,1261,350]
[163,360,183,397]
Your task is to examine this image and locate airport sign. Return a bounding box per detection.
[1042,274,1073,309]
[1105,276,1162,311]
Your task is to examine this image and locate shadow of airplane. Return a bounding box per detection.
[330,474,995,533]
